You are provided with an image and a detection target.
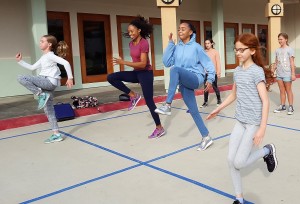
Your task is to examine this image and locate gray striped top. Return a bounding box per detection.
[234,64,266,125]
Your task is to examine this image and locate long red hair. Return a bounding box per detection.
[234,33,274,90]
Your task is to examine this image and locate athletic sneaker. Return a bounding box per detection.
[197,136,213,151]
[155,104,171,115]
[273,104,286,113]
[217,100,222,106]
[263,144,278,172]
[128,93,141,111]
[148,127,166,139]
[44,134,64,144]
[199,102,208,108]
[287,105,294,115]
[233,200,243,204]
[37,92,50,110]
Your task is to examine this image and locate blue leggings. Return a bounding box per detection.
[107,70,161,126]
[167,67,209,137]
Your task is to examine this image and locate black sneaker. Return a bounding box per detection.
[263,144,278,172]
[200,102,208,108]
[233,200,242,204]
[217,100,222,106]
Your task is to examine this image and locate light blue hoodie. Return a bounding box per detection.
[163,33,215,84]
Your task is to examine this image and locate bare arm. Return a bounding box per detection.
[253,82,269,146]
[290,56,296,81]
[113,52,148,70]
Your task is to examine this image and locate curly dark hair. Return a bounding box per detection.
[123,15,153,39]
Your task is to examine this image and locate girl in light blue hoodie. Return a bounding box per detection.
[155,22,215,151]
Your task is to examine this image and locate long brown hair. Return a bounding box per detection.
[43,35,69,58]
[234,33,274,90]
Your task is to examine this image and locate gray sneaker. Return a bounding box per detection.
[197,136,213,151]
[273,105,286,113]
[155,104,171,115]
[287,105,294,115]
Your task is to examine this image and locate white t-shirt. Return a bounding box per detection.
[275,47,295,78]
[18,51,73,86]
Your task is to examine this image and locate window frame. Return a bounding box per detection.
[47,11,74,85]
[77,13,113,83]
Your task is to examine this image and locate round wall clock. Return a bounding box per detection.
[161,0,175,4]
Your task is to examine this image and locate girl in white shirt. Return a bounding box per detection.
[16,35,73,143]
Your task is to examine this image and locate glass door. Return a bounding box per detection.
[257,25,269,65]
[149,18,164,76]
[224,23,239,69]
[77,13,113,83]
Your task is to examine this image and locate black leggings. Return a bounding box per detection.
[107,70,161,126]
[204,74,221,102]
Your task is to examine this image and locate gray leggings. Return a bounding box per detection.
[17,75,58,131]
[228,120,265,195]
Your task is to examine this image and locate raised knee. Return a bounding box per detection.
[107,73,114,82]
[17,75,26,83]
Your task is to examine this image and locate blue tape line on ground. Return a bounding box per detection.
[21,132,241,203]
[1,110,148,141]
[20,164,142,204]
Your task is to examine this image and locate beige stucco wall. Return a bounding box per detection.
[1,0,299,97]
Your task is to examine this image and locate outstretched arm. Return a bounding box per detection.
[16,53,41,71]
[113,53,148,70]
[206,83,237,120]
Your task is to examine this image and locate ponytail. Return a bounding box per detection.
[43,35,69,58]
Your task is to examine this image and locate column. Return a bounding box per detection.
[27,0,48,63]
[266,0,283,63]
[211,0,226,77]
[156,0,179,91]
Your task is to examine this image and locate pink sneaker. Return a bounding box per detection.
[148,127,166,139]
[128,94,141,111]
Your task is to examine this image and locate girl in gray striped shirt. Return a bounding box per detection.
[207,33,277,204]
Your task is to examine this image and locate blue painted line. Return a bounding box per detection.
[20,164,142,204]
[2,106,299,142]
[0,110,148,141]
[62,131,143,164]
[145,133,230,164]
[174,106,300,132]
[21,132,239,203]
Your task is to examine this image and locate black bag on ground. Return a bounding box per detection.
[54,102,75,121]
[119,93,130,101]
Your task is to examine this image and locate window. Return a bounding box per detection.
[149,18,164,76]
[77,13,113,83]
[204,21,212,42]
[180,20,201,44]
[224,23,239,69]
[242,24,255,34]
[47,11,74,85]
[257,25,269,65]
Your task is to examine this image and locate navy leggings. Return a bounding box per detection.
[107,70,161,126]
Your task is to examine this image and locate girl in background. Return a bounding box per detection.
[155,22,215,151]
[16,35,73,143]
[273,33,296,115]
[207,33,277,204]
[200,39,222,108]
[107,16,165,139]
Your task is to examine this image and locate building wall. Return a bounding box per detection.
[282,3,300,66]
[0,0,298,97]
